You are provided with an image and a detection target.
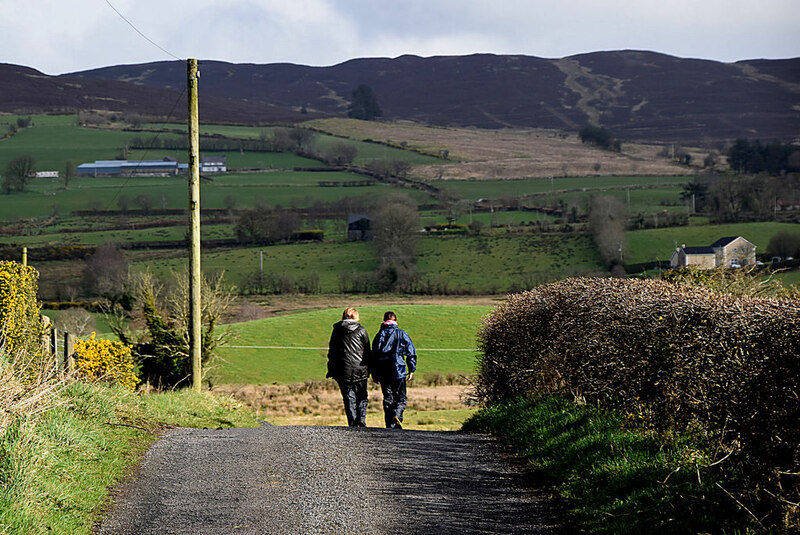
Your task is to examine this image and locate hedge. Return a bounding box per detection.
[476,277,800,530]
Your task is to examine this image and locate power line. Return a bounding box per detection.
[107,84,187,208]
[103,0,182,61]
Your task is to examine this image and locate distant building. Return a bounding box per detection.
[33,171,59,178]
[347,214,372,241]
[77,159,187,177]
[670,236,756,269]
[201,156,227,173]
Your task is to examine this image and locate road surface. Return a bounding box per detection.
[98,425,561,534]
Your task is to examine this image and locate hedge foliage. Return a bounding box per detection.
[476,277,800,530]
[73,333,138,391]
[0,261,45,360]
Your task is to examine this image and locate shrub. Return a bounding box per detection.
[0,261,45,361]
[477,277,800,530]
[73,333,138,391]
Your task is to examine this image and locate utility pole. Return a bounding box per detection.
[188,59,202,393]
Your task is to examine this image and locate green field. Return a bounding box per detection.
[214,304,493,384]
[432,176,690,200]
[0,171,430,218]
[133,233,604,294]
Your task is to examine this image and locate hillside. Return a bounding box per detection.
[0,63,313,125]
[66,50,800,143]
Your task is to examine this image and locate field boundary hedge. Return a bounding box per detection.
[476,277,799,530]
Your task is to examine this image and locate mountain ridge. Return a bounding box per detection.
[2,50,798,144]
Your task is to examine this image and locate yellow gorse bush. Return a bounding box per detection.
[0,260,45,359]
[73,333,138,391]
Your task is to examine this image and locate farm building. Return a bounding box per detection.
[201,156,227,173]
[670,236,756,269]
[347,214,372,241]
[77,156,227,177]
[77,159,187,177]
[33,171,59,178]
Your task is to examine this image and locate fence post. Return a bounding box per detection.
[40,315,51,358]
[64,332,75,374]
[51,326,61,376]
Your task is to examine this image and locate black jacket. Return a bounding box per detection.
[326,319,371,383]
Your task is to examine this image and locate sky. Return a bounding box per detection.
[2,0,799,75]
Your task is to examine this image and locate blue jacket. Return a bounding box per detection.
[370,323,416,380]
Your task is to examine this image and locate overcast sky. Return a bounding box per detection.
[3,0,799,75]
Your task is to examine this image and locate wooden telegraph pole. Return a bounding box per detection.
[187,59,202,392]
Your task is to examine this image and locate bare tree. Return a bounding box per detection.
[589,195,628,266]
[134,194,153,213]
[3,155,35,193]
[767,232,800,259]
[371,193,420,290]
[64,160,76,188]
[82,243,129,301]
[323,141,358,165]
[54,308,96,338]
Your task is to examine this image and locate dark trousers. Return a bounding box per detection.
[379,377,407,428]
[336,379,368,427]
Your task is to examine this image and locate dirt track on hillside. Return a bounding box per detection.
[98,425,562,535]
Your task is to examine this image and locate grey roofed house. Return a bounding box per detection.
[201,156,227,173]
[670,236,756,269]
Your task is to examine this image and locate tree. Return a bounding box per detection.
[365,159,411,179]
[767,232,800,260]
[64,160,76,188]
[134,194,153,213]
[82,243,130,303]
[233,205,299,245]
[348,84,382,121]
[288,127,316,153]
[371,193,419,291]
[54,308,96,338]
[579,125,619,151]
[323,141,358,165]
[3,155,35,192]
[589,195,627,266]
[117,195,130,212]
[109,271,234,387]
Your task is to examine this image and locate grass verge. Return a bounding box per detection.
[0,382,259,534]
[463,396,755,534]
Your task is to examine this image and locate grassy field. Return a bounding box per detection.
[432,175,690,201]
[213,304,492,384]
[0,170,429,218]
[133,232,604,294]
[306,118,695,180]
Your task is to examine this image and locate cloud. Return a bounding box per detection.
[1,0,798,74]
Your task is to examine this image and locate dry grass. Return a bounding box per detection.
[306,118,696,179]
[213,381,475,429]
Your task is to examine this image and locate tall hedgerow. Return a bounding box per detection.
[477,277,800,530]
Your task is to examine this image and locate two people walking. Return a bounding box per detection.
[326,308,416,429]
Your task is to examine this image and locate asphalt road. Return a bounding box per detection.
[98,425,561,535]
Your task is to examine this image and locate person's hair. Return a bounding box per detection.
[342,307,359,321]
[383,311,396,321]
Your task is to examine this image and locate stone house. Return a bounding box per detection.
[670,236,756,269]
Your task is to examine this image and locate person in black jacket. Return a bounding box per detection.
[326,307,371,427]
[371,311,416,429]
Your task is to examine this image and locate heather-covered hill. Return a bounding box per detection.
[68,51,800,143]
[0,63,314,125]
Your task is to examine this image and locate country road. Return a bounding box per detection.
[98,425,562,534]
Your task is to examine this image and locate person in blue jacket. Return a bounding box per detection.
[370,311,417,429]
